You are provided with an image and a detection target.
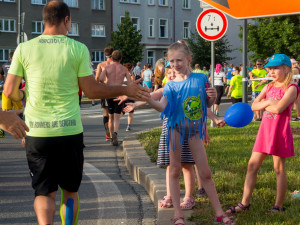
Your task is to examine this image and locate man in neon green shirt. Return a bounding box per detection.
[4,1,149,224]
[249,59,267,120]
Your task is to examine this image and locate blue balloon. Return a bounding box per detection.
[224,103,254,128]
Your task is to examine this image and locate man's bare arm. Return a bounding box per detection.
[99,67,107,83]
[79,75,150,101]
[4,74,24,101]
[95,63,102,82]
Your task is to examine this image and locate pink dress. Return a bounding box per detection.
[253,84,299,157]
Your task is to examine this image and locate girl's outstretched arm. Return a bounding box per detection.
[265,85,298,114]
[251,86,270,111]
[147,96,168,112]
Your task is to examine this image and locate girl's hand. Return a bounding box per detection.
[124,103,136,113]
[216,120,226,127]
[204,129,210,146]
[206,87,217,98]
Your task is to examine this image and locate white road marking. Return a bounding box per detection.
[84,163,127,225]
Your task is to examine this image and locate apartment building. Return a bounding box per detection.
[0,0,111,66]
[113,0,202,66]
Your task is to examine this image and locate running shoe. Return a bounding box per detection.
[126,125,131,131]
[112,132,118,146]
[105,135,111,142]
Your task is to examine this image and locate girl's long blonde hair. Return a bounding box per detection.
[268,65,293,90]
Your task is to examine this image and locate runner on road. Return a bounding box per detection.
[3,1,149,225]
[95,46,114,141]
[99,50,131,146]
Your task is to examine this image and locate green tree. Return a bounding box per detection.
[187,30,233,68]
[240,16,300,62]
[108,11,143,64]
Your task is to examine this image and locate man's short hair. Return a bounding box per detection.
[104,46,114,57]
[9,50,15,59]
[112,50,122,62]
[43,0,70,27]
[256,59,264,64]
[137,62,141,65]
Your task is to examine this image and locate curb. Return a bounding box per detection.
[122,135,195,225]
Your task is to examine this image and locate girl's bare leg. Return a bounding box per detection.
[182,163,195,198]
[169,130,184,220]
[188,138,224,216]
[241,152,267,206]
[273,156,286,208]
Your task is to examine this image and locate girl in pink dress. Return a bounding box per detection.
[226,54,299,215]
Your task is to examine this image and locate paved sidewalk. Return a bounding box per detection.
[123,135,195,225]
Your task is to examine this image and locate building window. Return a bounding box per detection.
[32,21,43,34]
[63,0,78,7]
[68,23,79,36]
[91,0,104,10]
[183,0,190,9]
[31,0,47,5]
[183,21,190,39]
[159,19,168,38]
[0,18,16,32]
[91,24,105,37]
[92,51,105,63]
[0,49,13,62]
[148,18,154,37]
[120,0,140,3]
[0,0,16,2]
[147,51,154,67]
[159,0,168,6]
[121,17,140,31]
[148,0,154,5]
[131,17,139,31]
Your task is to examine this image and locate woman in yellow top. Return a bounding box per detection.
[227,67,243,104]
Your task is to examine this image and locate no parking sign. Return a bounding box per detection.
[196,8,228,41]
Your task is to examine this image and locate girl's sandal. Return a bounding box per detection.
[180,197,195,210]
[265,206,285,215]
[171,216,185,225]
[226,202,250,214]
[215,215,235,224]
[159,196,173,208]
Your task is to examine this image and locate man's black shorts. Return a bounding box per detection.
[107,98,123,114]
[100,99,108,108]
[25,133,84,196]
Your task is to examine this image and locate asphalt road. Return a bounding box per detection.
[0,102,232,225]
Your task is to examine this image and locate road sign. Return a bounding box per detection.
[196,8,228,41]
[199,0,300,19]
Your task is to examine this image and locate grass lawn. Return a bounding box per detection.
[137,114,300,225]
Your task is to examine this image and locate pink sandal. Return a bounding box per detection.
[215,215,235,224]
[171,216,185,225]
[159,196,173,208]
[180,197,195,210]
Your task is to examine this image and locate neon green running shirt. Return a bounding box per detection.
[9,35,92,137]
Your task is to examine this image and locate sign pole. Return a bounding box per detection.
[242,19,248,103]
[210,41,216,127]
[18,0,22,45]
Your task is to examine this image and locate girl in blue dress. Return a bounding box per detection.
[147,42,233,225]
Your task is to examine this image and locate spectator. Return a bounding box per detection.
[291,58,300,121]
[201,66,209,77]
[142,64,153,90]
[209,64,226,116]
[249,59,267,121]
[227,67,243,104]
[153,58,165,91]
[132,61,142,81]
[225,63,234,95]
[193,64,201,73]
